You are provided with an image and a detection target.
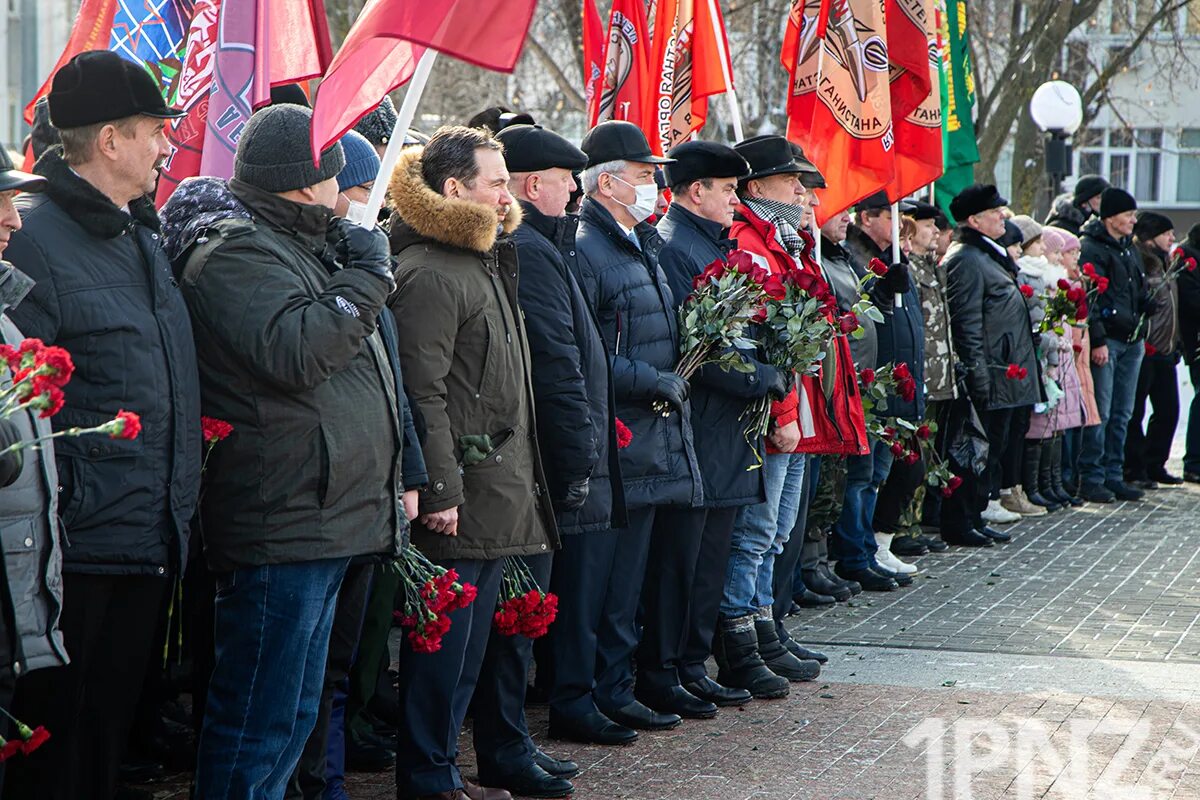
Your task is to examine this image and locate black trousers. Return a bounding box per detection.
[921,400,955,529]
[470,552,552,777]
[3,573,169,800]
[548,509,652,719]
[942,405,1014,536]
[0,668,13,793]
[395,557,503,797]
[287,562,374,799]
[873,451,925,534]
[1001,405,1032,491]
[1125,355,1180,480]
[636,506,711,691]
[678,507,739,685]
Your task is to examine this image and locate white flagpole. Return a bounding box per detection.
[891,201,903,309]
[706,0,743,142]
[359,49,440,228]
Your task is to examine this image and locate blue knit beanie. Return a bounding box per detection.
[337,130,381,192]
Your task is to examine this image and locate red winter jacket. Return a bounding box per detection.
[729,206,869,457]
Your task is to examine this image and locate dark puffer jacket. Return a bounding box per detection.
[574,198,703,510]
[513,201,626,535]
[657,203,774,508]
[1044,193,1091,237]
[166,177,405,571]
[1177,240,1200,364]
[4,149,201,576]
[844,225,925,420]
[821,235,879,370]
[1081,217,1148,347]
[1135,240,1178,358]
[945,227,1041,411]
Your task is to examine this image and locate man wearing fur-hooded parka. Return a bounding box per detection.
[385,125,558,800]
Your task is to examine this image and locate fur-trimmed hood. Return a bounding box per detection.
[386,146,521,254]
[32,147,160,239]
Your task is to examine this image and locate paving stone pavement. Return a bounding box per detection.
[135,485,1200,799]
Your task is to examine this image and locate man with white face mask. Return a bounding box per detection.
[560,121,704,741]
[333,130,379,225]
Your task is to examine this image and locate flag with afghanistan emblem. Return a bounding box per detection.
[885,0,943,201]
[934,0,979,217]
[583,0,606,109]
[590,0,653,127]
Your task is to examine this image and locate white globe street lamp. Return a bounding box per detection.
[1030,80,1084,214]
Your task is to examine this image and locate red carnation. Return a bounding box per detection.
[0,343,18,370]
[1096,276,1110,293]
[37,346,74,387]
[1066,286,1085,303]
[1145,342,1157,356]
[868,258,889,277]
[860,368,876,385]
[201,416,234,445]
[1057,278,1072,291]
[1018,367,1029,380]
[0,739,22,762]
[615,418,633,449]
[20,726,50,755]
[111,410,142,440]
[34,385,65,419]
[1019,284,1034,298]
[916,424,932,440]
[1005,364,1021,379]
[1082,262,1097,278]
[1072,343,1083,353]
[1187,257,1197,272]
[838,313,859,334]
[17,338,43,356]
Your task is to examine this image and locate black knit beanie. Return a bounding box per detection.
[234,104,344,193]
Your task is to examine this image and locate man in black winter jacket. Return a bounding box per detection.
[1077,188,1150,503]
[2,52,201,800]
[652,141,788,717]
[1044,174,1108,236]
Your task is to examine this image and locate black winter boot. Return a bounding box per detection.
[1048,435,1083,506]
[1038,438,1063,510]
[713,615,789,699]
[754,610,820,682]
[1023,440,1060,511]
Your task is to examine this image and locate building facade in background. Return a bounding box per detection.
[1,0,73,151]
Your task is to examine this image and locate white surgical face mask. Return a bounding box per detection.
[610,174,658,224]
[344,199,369,225]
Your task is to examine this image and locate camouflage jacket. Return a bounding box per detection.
[910,253,957,401]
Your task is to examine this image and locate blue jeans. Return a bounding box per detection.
[1062,426,1083,485]
[721,452,806,618]
[194,557,350,800]
[829,439,894,571]
[1080,338,1144,484]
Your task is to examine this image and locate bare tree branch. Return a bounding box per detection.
[525,35,588,112]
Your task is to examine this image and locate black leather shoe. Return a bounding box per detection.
[975,526,1012,543]
[683,676,752,707]
[1105,480,1145,501]
[635,684,718,720]
[533,749,579,779]
[782,639,828,663]
[795,588,836,607]
[1148,469,1183,485]
[601,700,682,731]
[476,763,572,799]
[346,728,395,772]
[801,568,853,602]
[941,529,994,547]
[547,710,638,746]
[1079,482,1115,503]
[834,563,897,591]
[917,535,949,553]
[818,562,861,596]
[891,536,929,557]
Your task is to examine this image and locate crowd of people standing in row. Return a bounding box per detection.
[1,49,1198,800]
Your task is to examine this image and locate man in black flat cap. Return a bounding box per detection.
[554,120,702,743]
[1045,174,1109,236]
[2,50,202,800]
[648,141,788,717]
[943,184,1040,548]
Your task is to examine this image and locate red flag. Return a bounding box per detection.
[22,0,119,127]
[886,0,942,201]
[784,0,895,225]
[647,0,735,153]
[311,0,537,158]
[886,0,933,119]
[583,0,605,110]
[590,0,653,128]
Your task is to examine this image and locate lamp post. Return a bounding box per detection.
[1030,81,1084,219]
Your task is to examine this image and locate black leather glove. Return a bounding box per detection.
[882,262,909,293]
[0,419,24,489]
[333,219,395,286]
[654,370,690,410]
[764,367,789,401]
[1031,331,1043,349]
[558,478,590,511]
[1143,295,1160,315]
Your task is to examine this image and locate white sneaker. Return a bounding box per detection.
[982,499,1021,525]
[874,532,918,575]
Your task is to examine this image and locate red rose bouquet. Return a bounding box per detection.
[392,545,478,653]
[1036,277,1089,334]
[494,556,558,639]
[859,362,917,431]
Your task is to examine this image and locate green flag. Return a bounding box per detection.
[935,0,980,219]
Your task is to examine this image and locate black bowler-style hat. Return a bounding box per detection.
[495,124,588,173]
[48,50,185,129]
[663,141,750,188]
[733,135,805,181]
[0,148,45,194]
[855,191,916,213]
[580,121,674,168]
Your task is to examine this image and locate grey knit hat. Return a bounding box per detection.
[353,95,398,147]
[234,104,345,193]
[1010,215,1043,247]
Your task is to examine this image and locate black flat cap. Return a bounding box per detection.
[855,191,916,213]
[663,141,750,188]
[581,121,674,167]
[949,184,1008,222]
[49,50,184,129]
[1134,210,1174,240]
[1073,174,1109,205]
[733,135,803,181]
[496,124,587,173]
[0,148,46,194]
[1099,187,1137,218]
[906,200,940,221]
